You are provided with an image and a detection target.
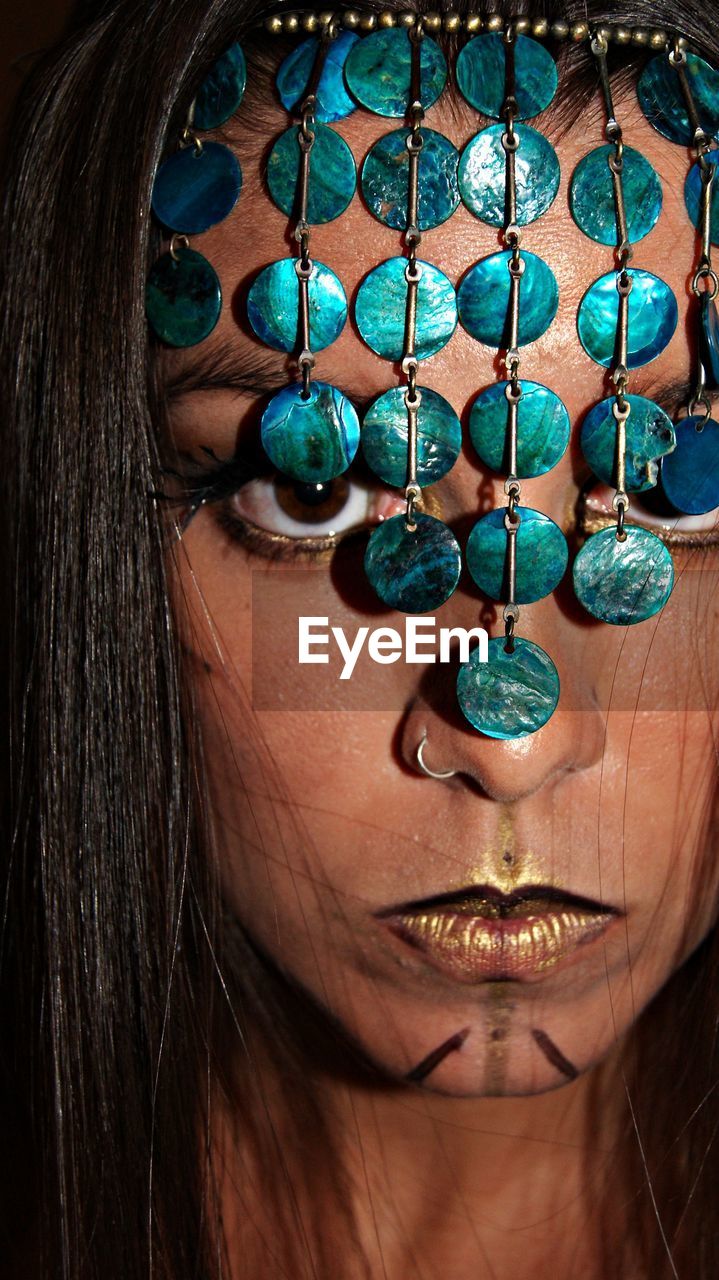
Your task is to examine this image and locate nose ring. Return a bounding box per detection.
[415,730,457,779]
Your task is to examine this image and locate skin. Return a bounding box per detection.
[162,52,719,1279]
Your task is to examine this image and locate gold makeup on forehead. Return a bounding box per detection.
[146,9,719,739]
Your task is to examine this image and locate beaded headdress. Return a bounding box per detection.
[146,8,719,740]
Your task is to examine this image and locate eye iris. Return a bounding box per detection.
[275,474,350,524]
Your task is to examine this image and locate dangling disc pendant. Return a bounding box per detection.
[638,52,719,145]
[570,144,662,245]
[661,415,719,514]
[146,248,222,347]
[469,381,570,478]
[364,512,461,612]
[466,508,568,604]
[458,250,559,348]
[344,27,447,117]
[355,256,457,361]
[276,30,359,122]
[458,124,560,227]
[456,33,558,119]
[577,269,678,368]
[456,637,560,739]
[267,123,356,222]
[260,382,360,483]
[573,526,674,625]
[361,128,460,231]
[580,395,675,491]
[193,43,247,130]
[361,386,461,488]
[247,258,347,352]
[151,141,242,234]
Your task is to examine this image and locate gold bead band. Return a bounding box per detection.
[261,9,675,49]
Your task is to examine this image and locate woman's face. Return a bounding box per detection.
[165,47,719,1097]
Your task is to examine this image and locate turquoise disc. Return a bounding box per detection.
[260,381,360,483]
[573,525,674,625]
[247,258,347,353]
[267,123,356,222]
[469,381,569,478]
[457,637,559,739]
[466,507,568,604]
[361,128,460,230]
[458,250,559,348]
[661,415,719,514]
[361,386,461,488]
[456,34,558,120]
[638,52,719,146]
[355,256,457,361]
[151,141,241,234]
[344,27,447,117]
[577,269,678,369]
[685,150,719,244]
[458,124,560,227]
[570,144,662,245]
[700,292,719,391]
[364,512,461,612]
[276,31,359,122]
[194,43,247,130]
[146,248,221,348]
[581,395,675,492]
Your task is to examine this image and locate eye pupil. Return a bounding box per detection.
[293,480,333,506]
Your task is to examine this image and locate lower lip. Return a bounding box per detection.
[384,909,617,982]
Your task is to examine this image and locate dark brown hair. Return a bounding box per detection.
[2,1,719,1276]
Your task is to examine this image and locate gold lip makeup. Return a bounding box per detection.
[377,883,623,983]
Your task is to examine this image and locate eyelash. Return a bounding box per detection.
[165,445,719,563]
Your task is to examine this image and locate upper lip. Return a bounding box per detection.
[375,882,624,921]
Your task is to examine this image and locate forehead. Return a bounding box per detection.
[162,34,694,417]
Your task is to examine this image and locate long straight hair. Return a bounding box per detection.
[1,1,719,1276]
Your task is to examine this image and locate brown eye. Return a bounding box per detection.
[581,482,719,546]
[274,475,352,525]
[226,471,403,543]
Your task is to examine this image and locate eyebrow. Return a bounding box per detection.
[162,339,290,400]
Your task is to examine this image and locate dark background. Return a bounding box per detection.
[1,0,72,122]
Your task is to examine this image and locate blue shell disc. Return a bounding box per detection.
[344,27,447,117]
[247,258,347,353]
[267,123,356,222]
[456,637,559,739]
[570,144,663,245]
[573,525,674,625]
[581,395,675,492]
[146,248,222,348]
[151,141,242,234]
[458,124,560,227]
[455,34,558,120]
[260,381,360,483]
[661,415,719,514]
[458,250,559,348]
[193,43,247,130]
[577,269,678,369]
[469,381,569,478]
[638,52,719,146]
[276,31,359,122]
[361,128,460,230]
[355,257,457,361]
[364,512,461,612]
[684,150,719,244]
[700,292,719,391]
[466,507,568,604]
[361,386,461,487]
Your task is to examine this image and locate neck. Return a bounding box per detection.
[217,1027,638,1280]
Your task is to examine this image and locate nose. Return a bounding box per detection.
[400,596,606,804]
